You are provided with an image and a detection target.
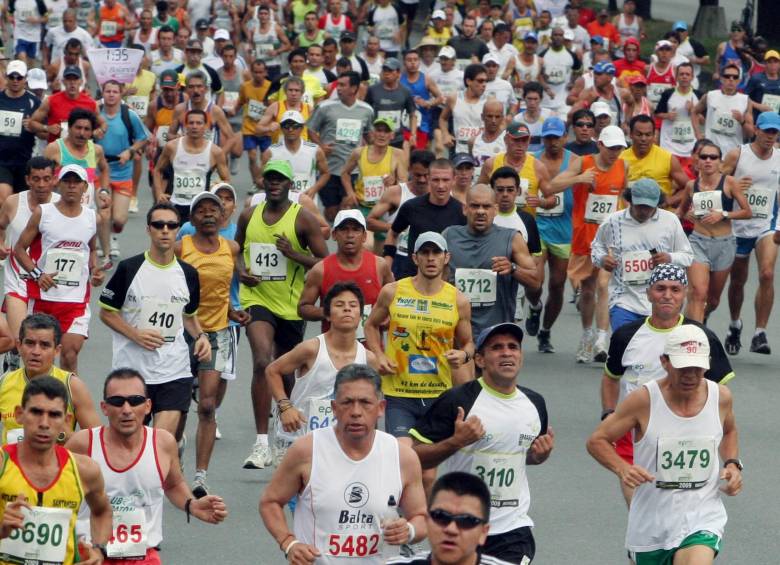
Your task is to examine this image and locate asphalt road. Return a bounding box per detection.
[60,152,780,565]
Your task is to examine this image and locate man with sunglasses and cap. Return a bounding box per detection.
[410,322,553,564]
[99,202,211,444]
[588,323,741,565]
[67,368,228,564]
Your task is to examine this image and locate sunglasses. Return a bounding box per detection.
[429,509,486,530]
[575,121,594,128]
[473,78,487,83]
[281,122,303,129]
[149,220,180,230]
[698,153,720,160]
[104,395,147,407]
[722,74,739,80]
[7,74,23,81]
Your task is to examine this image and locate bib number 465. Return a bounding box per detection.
[109,523,143,545]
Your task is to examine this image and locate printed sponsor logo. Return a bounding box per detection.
[408,355,437,374]
[343,482,369,508]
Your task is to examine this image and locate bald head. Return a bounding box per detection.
[467,183,496,204]
[482,99,503,116]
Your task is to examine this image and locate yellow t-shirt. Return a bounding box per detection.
[128,69,156,97]
[356,146,393,207]
[267,73,326,106]
[425,26,452,46]
[180,236,234,333]
[239,79,272,136]
[492,152,540,216]
[620,144,673,196]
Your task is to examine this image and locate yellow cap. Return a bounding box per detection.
[765,50,780,61]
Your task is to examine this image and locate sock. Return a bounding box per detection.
[597,329,609,341]
[255,434,269,446]
[755,328,766,337]
[540,326,550,333]
[730,319,742,329]
[530,301,542,311]
[195,469,207,479]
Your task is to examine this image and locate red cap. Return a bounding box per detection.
[628,74,648,85]
[624,37,640,48]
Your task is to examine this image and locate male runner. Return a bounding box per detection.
[439,64,488,155]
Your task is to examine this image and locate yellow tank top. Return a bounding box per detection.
[384,278,459,398]
[492,152,540,216]
[620,145,673,196]
[239,201,309,320]
[180,235,234,333]
[356,146,393,207]
[128,69,156,97]
[271,100,311,143]
[0,367,75,445]
[426,27,452,46]
[0,444,83,565]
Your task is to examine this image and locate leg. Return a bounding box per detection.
[153,410,182,438]
[595,268,610,331]
[672,544,716,565]
[97,204,112,259]
[112,192,131,235]
[726,255,750,322]
[131,154,142,199]
[58,333,85,372]
[246,320,275,434]
[4,296,28,342]
[247,146,262,186]
[195,370,222,472]
[704,269,731,317]
[542,254,568,330]
[753,235,778,329]
[579,271,598,329]
[685,262,710,322]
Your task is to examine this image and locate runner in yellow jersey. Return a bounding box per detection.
[0,314,100,446]
[235,160,328,470]
[234,60,272,185]
[0,377,111,565]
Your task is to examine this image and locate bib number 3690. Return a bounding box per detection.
[0,506,71,564]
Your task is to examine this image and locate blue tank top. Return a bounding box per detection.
[401,72,432,133]
[534,148,573,244]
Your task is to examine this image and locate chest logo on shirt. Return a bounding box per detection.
[343,482,369,509]
[53,241,83,249]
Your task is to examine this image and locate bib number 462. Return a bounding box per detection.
[327,534,379,557]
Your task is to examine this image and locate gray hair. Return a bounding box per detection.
[185,70,208,85]
[333,364,383,398]
[283,76,305,92]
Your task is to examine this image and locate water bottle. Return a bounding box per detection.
[380,495,401,560]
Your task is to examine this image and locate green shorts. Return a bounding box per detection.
[540,239,571,260]
[359,204,386,241]
[632,531,721,565]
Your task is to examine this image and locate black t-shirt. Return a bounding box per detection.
[518,209,541,255]
[364,83,416,145]
[0,91,41,165]
[447,36,490,61]
[564,139,598,156]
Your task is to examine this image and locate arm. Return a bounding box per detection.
[546,155,586,194]
[691,93,707,139]
[305,148,330,197]
[439,96,455,147]
[507,231,541,288]
[363,284,396,374]
[297,262,325,321]
[720,147,740,176]
[255,102,280,137]
[718,386,742,496]
[665,156,690,208]
[448,292,474,386]
[13,207,44,275]
[298,194,331,239]
[69,376,102,431]
[28,97,52,136]
[601,373,620,412]
[724,176,753,221]
[411,405,484,469]
[212,145,231,183]
[339,149,361,208]
[76,455,112,553]
[267,341,318,432]
[387,444,427,546]
[366,185,399,233]
[152,142,174,202]
[286,210,328,269]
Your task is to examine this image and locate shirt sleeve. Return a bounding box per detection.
[390,200,411,236]
[129,110,149,141]
[655,88,674,114]
[691,39,708,58]
[605,322,640,378]
[519,210,541,255]
[668,216,694,267]
[590,219,610,267]
[180,260,201,316]
[99,258,133,311]
[519,386,548,436]
[409,384,477,444]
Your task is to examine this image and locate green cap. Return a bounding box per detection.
[263,159,293,180]
[374,116,395,130]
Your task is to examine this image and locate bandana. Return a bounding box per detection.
[649,263,688,287]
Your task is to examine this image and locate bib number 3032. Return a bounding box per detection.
[0,506,71,564]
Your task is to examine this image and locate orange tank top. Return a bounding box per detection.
[99,4,125,42]
[571,154,626,255]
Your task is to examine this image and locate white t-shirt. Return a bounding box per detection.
[44,25,94,58]
[13,0,44,43]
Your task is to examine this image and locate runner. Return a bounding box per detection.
[260,364,427,563]
[469,100,506,180]
[150,25,184,75]
[400,48,442,152]
[539,27,581,114]
[588,324,741,564]
[235,160,328,469]
[565,109,598,156]
[13,164,102,372]
[646,39,676,111]
[0,376,112,564]
[145,69,184,197]
[366,58,417,151]
[67,368,228,564]
[216,43,245,176]
[655,63,702,166]
[46,38,92,93]
[439,64,488,156]
[410,322,554,564]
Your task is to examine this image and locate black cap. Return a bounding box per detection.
[475,323,524,351]
[186,39,204,51]
[340,31,356,42]
[195,18,209,30]
[453,153,477,168]
[62,65,82,78]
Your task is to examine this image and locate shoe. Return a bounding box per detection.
[215,426,222,440]
[243,443,272,469]
[109,235,120,259]
[576,330,593,363]
[525,305,541,337]
[100,258,114,272]
[574,288,582,311]
[537,330,555,353]
[192,475,209,499]
[593,333,609,363]
[725,325,742,356]
[129,197,139,214]
[97,248,105,259]
[570,287,580,304]
[750,332,771,354]
[272,441,289,467]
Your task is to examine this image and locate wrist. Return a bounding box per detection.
[196,332,208,341]
[406,521,416,543]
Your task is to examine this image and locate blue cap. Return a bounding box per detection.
[590,35,605,45]
[453,153,477,168]
[541,117,566,137]
[476,322,524,351]
[673,20,688,31]
[523,31,538,42]
[756,111,780,131]
[593,61,616,75]
[630,178,662,207]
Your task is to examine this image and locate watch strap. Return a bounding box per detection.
[723,458,743,470]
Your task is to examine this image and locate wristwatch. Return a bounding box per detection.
[722,210,730,219]
[92,544,108,559]
[723,458,743,471]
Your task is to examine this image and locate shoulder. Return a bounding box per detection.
[73,451,102,483]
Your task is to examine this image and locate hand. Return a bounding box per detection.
[618,464,654,488]
[287,541,320,564]
[238,267,261,287]
[443,133,455,148]
[444,349,467,369]
[736,176,752,191]
[0,493,29,538]
[701,211,724,225]
[228,309,251,326]
[190,494,228,523]
[118,149,132,165]
[685,100,693,113]
[376,353,397,375]
[491,256,513,275]
[650,251,671,267]
[275,233,295,258]
[98,190,112,210]
[667,111,678,121]
[528,426,554,463]
[90,269,105,287]
[382,517,410,546]
[156,193,171,203]
[731,109,744,123]
[280,406,306,432]
[525,194,541,208]
[579,167,597,186]
[0,246,10,260]
[719,466,743,496]
[134,328,165,350]
[48,123,62,137]
[37,272,58,291]
[78,547,105,565]
[602,255,618,272]
[340,192,358,209]
[125,86,138,96]
[93,128,105,140]
[22,117,31,132]
[193,334,211,362]
[452,406,484,448]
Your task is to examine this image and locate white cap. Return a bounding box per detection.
[6,60,27,77]
[590,101,612,117]
[333,209,366,229]
[598,125,627,148]
[280,110,305,125]
[190,191,223,213]
[482,53,500,65]
[58,164,88,181]
[664,325,710,369]
[210,182,237,201]
[655,39,673,50]
[431,9,446,19]
[214,29,230,41]
[414,231,448,253]
[438,46,456,60]
[563,29,575,41]
[26,68,47,90]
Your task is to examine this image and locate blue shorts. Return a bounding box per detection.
[14,39,37,59]
[100,40,123,48]
[384,395,436,438]
[736,231,773,257]
[243,135,271,152]
[610,305,645,331]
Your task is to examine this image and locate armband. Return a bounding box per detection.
[406,522,416,543]
[29,267,43,281]
[600,409,615,421]
[383,244,397,258]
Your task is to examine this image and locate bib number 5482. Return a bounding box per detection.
[327,533,379,557]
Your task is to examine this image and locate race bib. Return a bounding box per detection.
[711,111,738,135]
[515,178,529,207]
[107,509,147,559]
[305,397,335,431]
[455,268,497,306]
[5,427,23,444]
[249,243,287,280]
[0,111,23,137]
[355,304,372,340]
[670,119,694,144]
[247,99,265,121]
[172,171,206,199]
[100,20,118,36]
[222,91,239,112]
[203,129,215,142]
[472,452,523,507]
[456,125,482,142]
[377,110,401,131]
[546,66,566,85]
[536,193,564,216]
[761,93,780,113]
[361,176,384,204]
[584,193,617,224]
[656,436,716,489]
[126,96,148,117]
[647,83,668,104]
[692,190,722,217]
[156,125,170,145]
[60,121,69,139]
[0,506,71,564]
[397,229,410,255]
[745,186,773,219]
[138,301,183,341]
[44,248,84,287]
[326,533,381,558]
[292,174,309,192]
[622,250,652,285]
[376,23,394,41]
[18,9,34,21]
[254,42,274,59]
[336,118,362,143]
[455,59,472,71]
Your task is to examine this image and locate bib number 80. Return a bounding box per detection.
[660,448,710,470]
[327,534,379,557]
[8,521,63,547]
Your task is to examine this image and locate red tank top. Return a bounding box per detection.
[320,251,381,331]
[646,63,676,86]
[571,154,626,255]
[47,91,98,143]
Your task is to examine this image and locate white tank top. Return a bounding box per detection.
[627,380,726,552]
[277,334,367,442]
[618,14,640,45]
[732,143,780,238]
[253,21,282,67]
[171,138,213,205]
[472,131,507,179]
[704,90,749,156]
[132,27,158,55]
[293,427,403,564]
[4,192,60,282]
[453,93,486,153]
[86,426,165,550]
[515,54,541,82]
[269,140,319,192]
[38,202,95,303]
[56,57,88,91]
[392,183,414,257]
[493,208,529,242]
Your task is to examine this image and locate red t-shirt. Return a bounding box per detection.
[614,58,647,84]
[578,8,596,27]
[586,21,620,47]
[46,91,98,143]
[320,250,382,332]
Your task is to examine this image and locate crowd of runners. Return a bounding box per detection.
[0,0,773,562]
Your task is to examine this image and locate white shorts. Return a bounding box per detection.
[220,325,239,381]
[3,261,27,301]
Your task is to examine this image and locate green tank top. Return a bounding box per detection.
[58,139,98,185]
[297,30,326,48]
[239,201,309,320]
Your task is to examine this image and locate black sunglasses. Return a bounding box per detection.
[281,122,303,129]
[698,153,720,160]
[149,220,180,230]
[7,74,23,81]
[429,509,486,530]
[574,121,594,128]
[104,395,147,407]
[722,74,739,80]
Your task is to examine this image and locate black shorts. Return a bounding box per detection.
[481,526,535,564]
[248,305,305,353]
[320,175,345,208]
[173,203,190,224]
[146,377,195,414]
[0,165,28,194]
